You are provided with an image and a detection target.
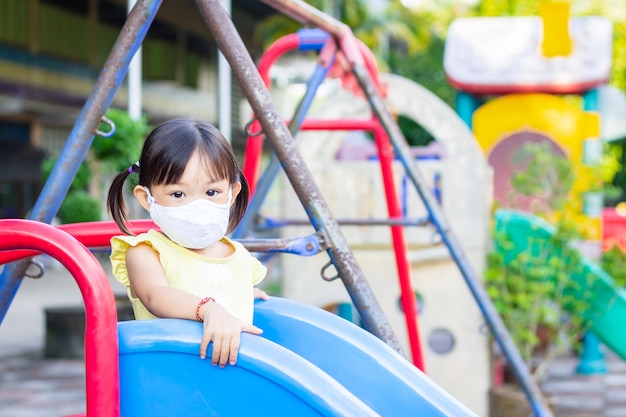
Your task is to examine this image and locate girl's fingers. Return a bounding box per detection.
[242,323,263,335]
[210,335,222,365]
[201,315,260,365]
[218,337,231,368]
[229,335,241,366]
[199,333,212,359]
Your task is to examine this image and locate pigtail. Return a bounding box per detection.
[107,163,139,235]
[227,169,250,234]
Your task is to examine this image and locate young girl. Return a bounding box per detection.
[107,117,268,368]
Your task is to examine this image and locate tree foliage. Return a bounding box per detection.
[470,0,626,93]
[473,0,541,16]
[253,0,626,148]
[41,109,149,223]
[611,20,626,92]
[255,0,626,97]
[91,108,149,173]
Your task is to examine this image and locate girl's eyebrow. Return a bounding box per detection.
[165,180,226,189]
[203,177,229,186]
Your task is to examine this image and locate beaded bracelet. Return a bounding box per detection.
[195,297,215,322]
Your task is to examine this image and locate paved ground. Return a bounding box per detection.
[0,354,85,417]
[0,255,126,417]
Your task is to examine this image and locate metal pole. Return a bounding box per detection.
[353,47,554,417]
[576,88,607,375]
[127,0,143,120]
[0,0,162,322]
[259,0,349,38]
[194,0,405,356]
[218,0,232,142]
[233,51,334,239]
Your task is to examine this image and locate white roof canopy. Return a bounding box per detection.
[444,16,613,94]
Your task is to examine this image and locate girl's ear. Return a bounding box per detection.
[134,185,151,212]
[230,181,242,206]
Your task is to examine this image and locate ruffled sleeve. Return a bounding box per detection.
[250,255,267,286]
[110,233,159,288]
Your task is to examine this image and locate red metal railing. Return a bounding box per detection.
[242,33,425,370]
[0,219,120,416]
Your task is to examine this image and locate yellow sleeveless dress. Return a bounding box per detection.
[110,229,266,324]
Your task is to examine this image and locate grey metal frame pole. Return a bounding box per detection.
[194,0,405,356]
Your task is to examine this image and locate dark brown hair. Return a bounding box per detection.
[107,117,249,236]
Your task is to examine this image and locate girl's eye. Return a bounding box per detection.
[171,191,185,199]
[206,190,218,197]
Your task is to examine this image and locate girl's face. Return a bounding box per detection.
[134,151,242,211]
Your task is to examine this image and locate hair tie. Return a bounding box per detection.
[127,161,140,174]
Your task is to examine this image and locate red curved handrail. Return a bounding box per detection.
[0,219,157,265]
[242,31,387,192]
[0,219,119,416]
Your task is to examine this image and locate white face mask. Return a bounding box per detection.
[145,187,232,249]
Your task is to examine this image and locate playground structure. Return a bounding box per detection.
[445,0,626,393]
[0,0,559,416]
[1,219,479,416]
[446,2,612,242]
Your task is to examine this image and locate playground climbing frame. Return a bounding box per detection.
[0,0,552,415]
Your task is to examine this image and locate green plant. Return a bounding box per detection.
[57,190,101,224]
[40,108,150,224]
[485,142,610,381]
[600,246,626,288]
[90,109,149,197]
[92,108,149,173]
[41,157,91,193]
[41,157,101,223]
[508,143,574,213]
[486,223,596,380]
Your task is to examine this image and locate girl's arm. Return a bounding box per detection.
[125,243,262,367]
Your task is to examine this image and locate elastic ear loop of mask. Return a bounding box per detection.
[144,187,155,204]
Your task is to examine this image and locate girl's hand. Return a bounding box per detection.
[199,301,263,367]
[254,287,269,300]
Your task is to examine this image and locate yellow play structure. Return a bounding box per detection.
[445,0,611,245]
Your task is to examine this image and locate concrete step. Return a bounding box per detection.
[537,353,626,417]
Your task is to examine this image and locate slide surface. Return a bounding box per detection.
[495,209,626,359]
[118,297,478,417]
[118,318,377,417]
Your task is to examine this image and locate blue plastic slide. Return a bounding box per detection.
[254,297,477,416]
[117,297,478,416]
